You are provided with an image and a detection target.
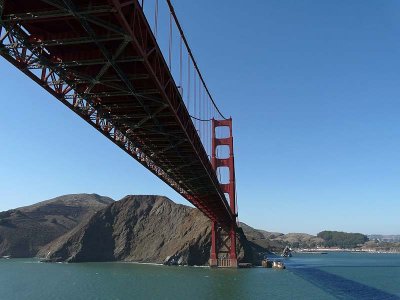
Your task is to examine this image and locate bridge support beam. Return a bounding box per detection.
[209,118,238,268]
[209,221,218,267]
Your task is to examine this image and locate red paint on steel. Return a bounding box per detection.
[211,118,238,266]
[210,221,218,267]
[0,0,238,246]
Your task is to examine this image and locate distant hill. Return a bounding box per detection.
[0,194,113,257]
[241,226,398,251]
[6,193,392,264]
[239,222,285,252]
[368,235,400,243]
[274,233,324,249]
[317,231,368,248]
[240,223,324,251]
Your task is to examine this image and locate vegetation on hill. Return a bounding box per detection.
[317,231,368,248]
[242,227,377,252]
[240,223,324,251]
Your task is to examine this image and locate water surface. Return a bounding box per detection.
[0,252,399,299]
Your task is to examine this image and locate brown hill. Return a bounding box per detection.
[240,222,286,252]
[0,194,113,257]
[39,195,262,265]
[240,223,324,251]
[273,233,324,248]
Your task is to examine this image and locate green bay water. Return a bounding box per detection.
[0,253,399,299]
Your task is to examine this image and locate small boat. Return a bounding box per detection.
[272,260,285,270]
[1,256,11,259]
[281,246,292,257]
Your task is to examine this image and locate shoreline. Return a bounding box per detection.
[294,249,400,254]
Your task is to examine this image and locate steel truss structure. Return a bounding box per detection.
[1,0,239,266]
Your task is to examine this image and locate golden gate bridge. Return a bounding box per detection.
[0,0,239,267]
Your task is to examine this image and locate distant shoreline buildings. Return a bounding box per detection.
[368,235,400,243]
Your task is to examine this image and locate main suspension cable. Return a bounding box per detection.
[190,115,211,122]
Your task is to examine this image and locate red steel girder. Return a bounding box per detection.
[0,0,235,227]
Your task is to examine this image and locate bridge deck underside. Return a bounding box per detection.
[0,0,234,226]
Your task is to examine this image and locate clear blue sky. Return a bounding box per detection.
[1,0,399,235]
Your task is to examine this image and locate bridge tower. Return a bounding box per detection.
[210,118,238,268]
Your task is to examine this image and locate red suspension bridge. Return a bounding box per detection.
[0,0,238,267]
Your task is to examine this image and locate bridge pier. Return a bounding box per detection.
[209,221,218,267]
[209,118,238,268]
[209,221,238,268]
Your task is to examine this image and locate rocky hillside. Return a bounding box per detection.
[39,195,262,266]
[0,194,113,257]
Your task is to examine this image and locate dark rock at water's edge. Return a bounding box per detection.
[0,194,114,258]
[39,195,265,266]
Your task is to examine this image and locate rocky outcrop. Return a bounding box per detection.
[0,193,272,265]
[39,195,262,266]
[0,194,113,257]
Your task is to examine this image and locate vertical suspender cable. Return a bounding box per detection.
[208,96,210,155]
[206,94,208,155]
[212,97,215,119]
[210,97,212,154]
[198,75,200,132]
[202,85,205,143]
[204,88,207,147]
[179,36,182,96]
[168,12,172,70]
[205,88,207,147]
[209,95,211,154]
[199,76,202,141]
[207,96,209,155]
[204,92,206,152]
[202,87,205,149]
[187,55,190,112]
[166,0,228,120]
[154,0,158,38]
[203,88,206,146]
[194,71,197,129]
[201,81,203,141]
